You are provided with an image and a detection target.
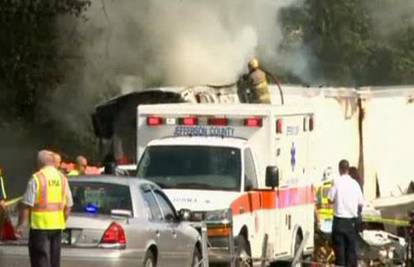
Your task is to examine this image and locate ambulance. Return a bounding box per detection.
[136,103,315,265]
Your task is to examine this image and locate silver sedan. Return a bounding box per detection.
[0,176,202,267]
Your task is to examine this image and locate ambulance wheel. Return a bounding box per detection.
[270,234,303,267]
[292,233,304,267]
[143,250,156,267]
[235,235,252,267]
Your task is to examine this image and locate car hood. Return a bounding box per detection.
[163,189,241,211]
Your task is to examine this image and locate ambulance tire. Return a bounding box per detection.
[292,233,304,267]
[235,235,252,267]
[270,234,303,267]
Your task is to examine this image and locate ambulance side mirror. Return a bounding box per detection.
[265,166,279,188]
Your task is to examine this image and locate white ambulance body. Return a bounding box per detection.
[136,103,315,263]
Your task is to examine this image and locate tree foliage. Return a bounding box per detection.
[0,0,90,120]
[280,0,414,86]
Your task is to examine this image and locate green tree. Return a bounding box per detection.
[0,0,90,120]
[279,0,414,86]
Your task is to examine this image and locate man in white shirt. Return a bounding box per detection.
[328,159,364,267]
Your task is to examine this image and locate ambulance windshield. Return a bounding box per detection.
[137,145,241,191]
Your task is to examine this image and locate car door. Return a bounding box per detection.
[140,185,172,267]
[153,189,192,267]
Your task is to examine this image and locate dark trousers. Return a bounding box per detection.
[29,229,62,267]
[332,217,358,267]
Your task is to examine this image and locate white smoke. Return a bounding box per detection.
[78,0,298,88]
[45,0,303,140]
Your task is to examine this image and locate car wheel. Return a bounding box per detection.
[191,246,202,267]
[235,235,252,267]
[143,250,156,267]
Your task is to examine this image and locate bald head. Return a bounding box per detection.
[38,150,55,168]
[76,155,87,166]
[76,155,88,174]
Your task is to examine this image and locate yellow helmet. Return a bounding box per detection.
[248,58,259,70]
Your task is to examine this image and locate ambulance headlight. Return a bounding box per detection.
[205,209,232,223]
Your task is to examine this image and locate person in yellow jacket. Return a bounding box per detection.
[315,179,334,232]
[0,166,7,210]
[245,58,271,104]
[68,155,88,176]
[16,150,73,267]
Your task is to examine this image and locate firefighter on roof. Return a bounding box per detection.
[245,58,271,104]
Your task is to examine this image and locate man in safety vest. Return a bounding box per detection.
[16,150,73,267]
[315,180,334,232]
[0,166,7,235]
[68,155,87,176]
[0,166,7,210]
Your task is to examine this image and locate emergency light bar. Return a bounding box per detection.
[146,115,263,128]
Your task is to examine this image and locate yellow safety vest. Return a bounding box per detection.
[0,175,6,199]
[31,167,67,230]
[316,181,334,221]
[67,169,80,177]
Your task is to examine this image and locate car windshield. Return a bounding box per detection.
[69,182,133,215]
[137,146,241,191]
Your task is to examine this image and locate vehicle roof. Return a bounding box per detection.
[148,136,247,148]
[67,175,153,187]
[138,103,312,116]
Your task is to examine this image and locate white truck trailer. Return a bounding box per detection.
[135,103,316,265]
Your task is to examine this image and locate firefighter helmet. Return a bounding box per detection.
[248,58,259,70]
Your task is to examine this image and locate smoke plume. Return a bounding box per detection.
[76,0,298,88]
[44,0,303,146]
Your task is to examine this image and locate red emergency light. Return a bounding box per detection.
[208,118,228,126]
[276,118,283,133]
[244,117,262,127]
[147,116,163,126]
[181,117,198,126]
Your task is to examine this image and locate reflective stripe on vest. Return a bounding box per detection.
[31,169,67,230]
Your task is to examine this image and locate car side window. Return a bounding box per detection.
[141,187,162,221]
[153,190,176,221]
[244,148,258,189]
